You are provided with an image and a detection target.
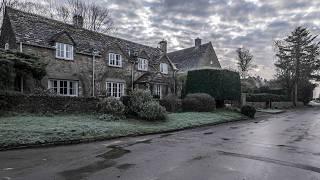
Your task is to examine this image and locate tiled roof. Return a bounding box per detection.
[5,7,160,57]
[167,42,220,71]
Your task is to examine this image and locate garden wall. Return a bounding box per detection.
[0,92,99,113]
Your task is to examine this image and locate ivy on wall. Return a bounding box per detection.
[0,49,47,89]
[185,69,241,101]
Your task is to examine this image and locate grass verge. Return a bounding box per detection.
[0,110,245,150]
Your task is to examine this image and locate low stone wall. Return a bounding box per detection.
[0,92,99,113]
[246,101,304,109]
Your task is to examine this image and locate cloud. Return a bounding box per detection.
[73,0,320,79]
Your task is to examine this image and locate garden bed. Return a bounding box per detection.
[0,110,245,150]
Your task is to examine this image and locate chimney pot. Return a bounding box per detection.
[73,14,84,28]
[159,40,167,54]
[195,38,201,48]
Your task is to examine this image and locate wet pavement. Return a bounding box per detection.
[1,107,320,180]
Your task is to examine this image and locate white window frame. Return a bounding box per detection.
[138,58,148,71]
[48,79,78,96]
[106,81,125,98]
[55,43,74,60]
[108,53,122,67]
[154,84,162,98]
[4,43,9,50]
[160,63,168,74]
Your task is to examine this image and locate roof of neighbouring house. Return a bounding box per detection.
[4,7,161,57]
[167,42,221,71]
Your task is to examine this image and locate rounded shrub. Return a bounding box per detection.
[160,94,182,112]
[98,97,125,116]
[138,101,167,121]
[241,105,256,118]
[182,93,216,112]
[129,89,153,115]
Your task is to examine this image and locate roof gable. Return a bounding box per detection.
[5,7,160,57]
[167,42,220,71]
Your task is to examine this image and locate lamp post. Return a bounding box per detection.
[92,49,99,97]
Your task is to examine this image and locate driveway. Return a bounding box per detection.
[1,107,320,180]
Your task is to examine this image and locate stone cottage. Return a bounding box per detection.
[0,7,221,98]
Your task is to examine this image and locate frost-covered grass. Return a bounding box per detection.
[0,110,244,148]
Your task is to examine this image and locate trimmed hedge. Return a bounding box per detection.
[185,69,241,101]
[246,93,289,102]
[159,94,182,112]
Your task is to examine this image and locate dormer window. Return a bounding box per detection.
[55,43,74,60]
[138,58,148,71]
[108,53,122,67]
[160,63,168,74]
[4,43,9,50]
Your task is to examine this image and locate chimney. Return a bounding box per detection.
[159,40,167,54]
[195,38,201,48]
[73,14,84,28]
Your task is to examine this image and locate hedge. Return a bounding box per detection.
[185,69,241,101]
[246,93,290,102]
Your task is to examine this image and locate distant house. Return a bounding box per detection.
[0,7,222,98]
[168,38,221,73]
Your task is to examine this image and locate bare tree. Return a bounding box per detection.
[236,47,255,79]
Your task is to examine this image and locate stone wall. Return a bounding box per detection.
[246,101,304,109]
[0,92,99,113]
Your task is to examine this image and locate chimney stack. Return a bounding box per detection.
[159,40,167,54]
[195,38,201,48]
[73,14,84,28]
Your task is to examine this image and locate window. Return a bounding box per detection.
[55,43,74,60]
[106,82,124,98]
[138,58,148,71]
[160,63,168,74]
[48,79,78,96]
[4,43,9,50]
[108,53,122,67]
[154,84,162,98]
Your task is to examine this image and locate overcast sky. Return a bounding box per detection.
[49,0,319,79]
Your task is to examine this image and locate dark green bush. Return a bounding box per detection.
[138,101,167,121]
[241,105,256,118]
[129,89,154,115]
[160,94,182,112]
[182,93,216,112]
[97,97,125,116]
[185,69,241,101]
[246,93,289,102]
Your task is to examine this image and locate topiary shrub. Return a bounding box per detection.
[138,101,167,121]
[160,94,182,112]
[98,97,125,116]
[129,89,154,115]
[182,93,216,112]
[241,105,256,118]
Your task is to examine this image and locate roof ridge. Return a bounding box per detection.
[168,42,211,54]
[6,7,159,51]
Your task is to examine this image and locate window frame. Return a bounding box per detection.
[106,81,125,98]
[48,79,78,96]
[137,58,148,71]
[55,42,74,60]
[108,53,122,67]
[160,63,169,74]
[154,84,162,98]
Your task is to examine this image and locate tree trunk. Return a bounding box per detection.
[293,81,298,106]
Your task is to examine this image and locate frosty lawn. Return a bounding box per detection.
[0,111,244,149]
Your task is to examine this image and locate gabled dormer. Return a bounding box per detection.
[50,31,76,61]
[137,50,150,72]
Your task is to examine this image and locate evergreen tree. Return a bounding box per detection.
[275,26,320,106]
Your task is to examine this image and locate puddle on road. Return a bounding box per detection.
[221,138,230,141]
[97,146,131,160]
[203,132,214,135]
[116,163,136,170]
[60,146,131,180]
[159,133,173,138]
[229,126,239,129]
[127,139,152,147]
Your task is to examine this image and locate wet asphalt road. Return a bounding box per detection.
[1,108,320,180]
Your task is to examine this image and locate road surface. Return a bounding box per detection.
[1,107,320,180]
